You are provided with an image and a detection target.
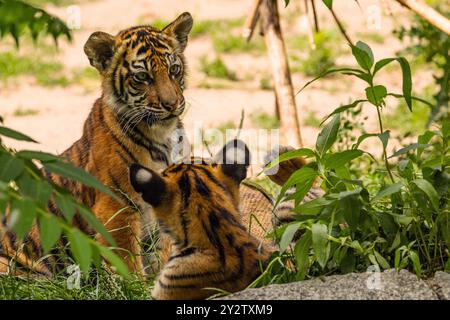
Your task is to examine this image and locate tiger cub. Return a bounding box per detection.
[130,140,272,300]
[0,13,193,275]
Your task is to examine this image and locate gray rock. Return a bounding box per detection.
[431,271,450,300]
[221,269,438,300]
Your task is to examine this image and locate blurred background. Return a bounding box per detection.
[0,0,447,159]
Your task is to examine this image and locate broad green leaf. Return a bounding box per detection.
[373,58,395,74]
[68,229,92,274]
[351,44,373,71]
[365,85,387,106]
[16,174,52,206]
[325,149,363,169]
[311,223,330,269]
[356,41,374,67]
[279,222,301,252]
[322,0,332,9]
[321,100,367,125]
[316,114,340,156]
[373,182,403,202]
[54,193,76,221]
[276,167,318,206]
[355,131,390,150]
[294,197,336,215]
[442,119,450,138]
[44,161,117,200]
[0,154,25,182]
[409,250,422,277]
[296,67,364,94]
[16,150,60,162]
[39,214,62,254]
[0,126,37,143]
[9,199,36,239]
[77,205,117,247]
[340,195,361,232]
[264,148,315,171]
[412,179,439,211]
[388,143,430,159]
[417,131,436,158]
[98,245,129,278]
[374,250,390,269]
[294,231,312,280]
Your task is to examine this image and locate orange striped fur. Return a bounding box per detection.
[130,140,272,300]
[0,13,194,276]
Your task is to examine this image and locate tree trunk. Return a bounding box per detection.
[260,0,303,147]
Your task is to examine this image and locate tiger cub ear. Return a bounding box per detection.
[162,12,193,52]
[213,139,251,183]
[84,31,116,73]
[129,164,167,207]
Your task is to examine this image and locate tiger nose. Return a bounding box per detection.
[161,98,178,112]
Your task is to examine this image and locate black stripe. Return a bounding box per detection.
[164,270,221,281]
[157,279,198,289]
[178,173,191,247]
[193,172,211,197]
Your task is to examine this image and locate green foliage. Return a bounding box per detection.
[394,2,450,125]
[0,52,69,87]
[250,109,280,129]
[290,31,340,77]
[0,121,129,277]
[257,42,448,285]
[199,56,237,80]
[213,33,265,54]
[13,107,39,117]
[0,0,72,46]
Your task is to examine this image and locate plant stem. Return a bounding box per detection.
[376,106,396,183]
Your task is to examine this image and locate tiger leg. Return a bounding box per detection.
[153,250,220,300]
[92,195,143,275]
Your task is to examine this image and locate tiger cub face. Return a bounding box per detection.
[129,140,251,249]
[83,13,193,124]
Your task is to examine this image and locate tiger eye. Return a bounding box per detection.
[169,64,181,75]
[133,72,150,83]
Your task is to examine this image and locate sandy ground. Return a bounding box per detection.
[0,0,430,161]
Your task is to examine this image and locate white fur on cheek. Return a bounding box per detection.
[136,169,152,184]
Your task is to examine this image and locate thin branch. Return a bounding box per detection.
[243,0,263,42]
[310,0,320,32]
[330,8,354,46]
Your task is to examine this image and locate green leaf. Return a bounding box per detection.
[98,245,129,278]
[373,58,412,110]
[351,44,373,71]
[373,182,403,202]
[294,197,336,215]
[77,205,117,247]
[365,85,387,106]
[311,223,330,269]
[0,126,37,143]
[296,67,364,94]
[412,179,439,211]
[355,131,390,150]
[294,231,312,280]
[39,214,62,254]
[325,149,363,169]
[409,250,422,277]
[264,148,315,172]
[321,100,367,125]
[418,131,436,158]
[16,150,60,163]
[284,0,290,6]
[388,143,430,159]
[356,41,374,67]
[276,167,318,206]
[0,154,25,182]
[374,250,390,269]
[17,175,52,206]
[9,199,36,239]
[322,0,333,9]
[54,193,76,221]
[442,119,450,138]
[316,114,340,156]
[279,222,301,252]
[68,229,92,274]
[340,195,361,232]
[44,161,117,200]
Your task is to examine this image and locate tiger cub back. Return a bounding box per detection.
[130,139,271,300]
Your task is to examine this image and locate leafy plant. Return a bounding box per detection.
[199,56,237,80]
[256,41,448,286]
[0,0,72,46]
[0,120,129,277]
[394,2,450,126]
